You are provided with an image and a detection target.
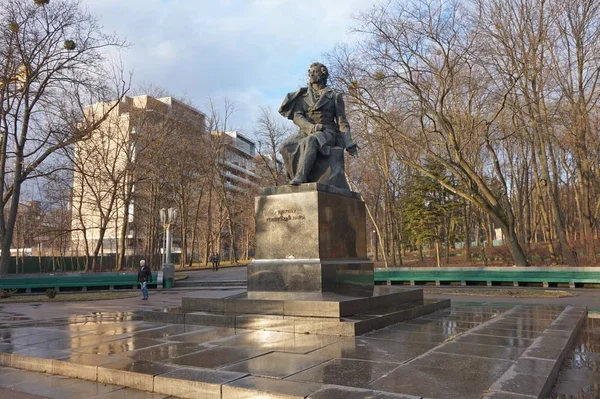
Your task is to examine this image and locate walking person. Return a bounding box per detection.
[215,252,220,271]
[137,259,152,300]
[211,253,218,272]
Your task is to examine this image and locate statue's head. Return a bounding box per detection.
[308,62,328,86]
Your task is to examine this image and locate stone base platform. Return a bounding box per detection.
[144,287,450,337]
[0,303,589,399]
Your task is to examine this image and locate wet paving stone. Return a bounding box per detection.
[512,358,557,377]
[490,322,549,332]
[474,327,541,340]
[492,373,550,397]
[287,358,400,388]
[130,324,207,339]
[73,337,164,355]
[18,333,126,351]
[261,333,344,354]
[223,375,325,399]
[95,323,166,336]
[211,330,296,348]
[401,318,481,329]
[165,326,242,344]
[385,321,471,335]
[169,346,270,369]
[99,359,176,375]
[55,352,126,366]
[308,385,420,399]
[369,364,502,399]
[309,337,435,363]
[409,352,514,375]
[363,328,453,344]
[434,341,525,360]
[0,330,83,346]
[455,333,535,348]
[93,387,169,399]
[154,368,247,398]
[5,372,124,398]
[0,368,60,387]
[125,342,209,362]
[222,351,330,379]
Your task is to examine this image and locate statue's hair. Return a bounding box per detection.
[309,62,329,84]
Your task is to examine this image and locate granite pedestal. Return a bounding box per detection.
[146,183,450,336]
[248,183,372,295]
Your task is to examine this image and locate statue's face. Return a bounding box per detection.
[308,65,324,84]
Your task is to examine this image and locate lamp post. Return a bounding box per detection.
[160,207,178,288]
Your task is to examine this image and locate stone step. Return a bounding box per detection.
[181,286,424,318]
[175,280,247,288]
[143,298,450,337]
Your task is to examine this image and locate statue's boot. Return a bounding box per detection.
[290,175,305,185]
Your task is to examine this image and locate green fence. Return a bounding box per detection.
[0,272,159,291]
[374,267,600,286]
[6,254,181,274]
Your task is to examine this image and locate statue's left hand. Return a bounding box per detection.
[347,144,359,158]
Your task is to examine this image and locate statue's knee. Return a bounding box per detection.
[305,135,319,147]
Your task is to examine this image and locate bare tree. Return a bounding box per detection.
[0,0,128,274]
[329,0,530,265]
[254,106,288,186]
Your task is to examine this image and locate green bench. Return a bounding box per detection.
[0,272,159,292]
[374,267,600,288]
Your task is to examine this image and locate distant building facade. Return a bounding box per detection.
[213,131,258,193]
[70,95,206,257]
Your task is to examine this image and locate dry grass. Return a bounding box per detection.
[0,292,139,303]
[423,288,574,298]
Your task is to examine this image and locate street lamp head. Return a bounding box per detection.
[168,208,178,225]
[159,208,167,224]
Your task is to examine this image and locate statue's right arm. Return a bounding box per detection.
[293,111,316,133]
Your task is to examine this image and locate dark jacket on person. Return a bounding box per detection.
[137,265,152,283]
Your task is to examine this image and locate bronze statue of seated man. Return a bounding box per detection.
[278,62,358,190]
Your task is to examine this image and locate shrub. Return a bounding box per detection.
[45,288,57,299]
[0,289,17,299]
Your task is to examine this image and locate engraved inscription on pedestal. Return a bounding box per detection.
[255,184,366,260]
[249,183,373,294]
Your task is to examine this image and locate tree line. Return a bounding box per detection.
[327,0,600,267]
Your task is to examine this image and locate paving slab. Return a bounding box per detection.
[223,375,325,398]
[7,374,123,399]
[154,367,247,399]
[308,385,420,399]
[124,342,209,362]
[408,352,514,375]
[209,330,295,348]
[52,353,126,380]
[260,333,344,354]
[164,326,243,344]
[369,364,502,399]
[433,341,525,360]
[73,337,165,355]
[287,358,400,388]
[97,359,176,391]
[169,346,270,369]
[309,336,435,363]
[0,388,48,399]
[92,388,169,399]
[222,351,330,379]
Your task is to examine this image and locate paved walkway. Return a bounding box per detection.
[0,270,599,399]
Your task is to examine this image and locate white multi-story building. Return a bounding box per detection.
[70,95,205,255]
[213,131,258,193]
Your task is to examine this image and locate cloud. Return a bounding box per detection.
[82,0,379,134]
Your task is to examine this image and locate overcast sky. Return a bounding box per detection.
[83,0,379,138]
